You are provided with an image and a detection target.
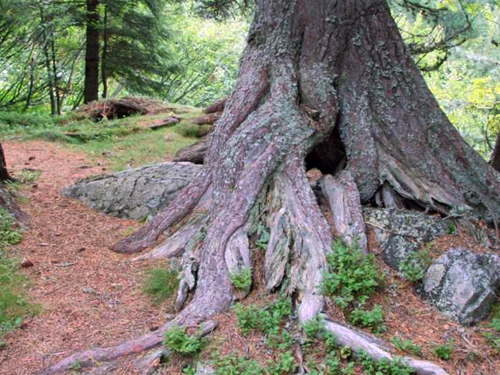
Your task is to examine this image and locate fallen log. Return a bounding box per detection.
[203,98,227,114]
[173,137,209,164]
[192,113,221,125]
[148,116,180,130]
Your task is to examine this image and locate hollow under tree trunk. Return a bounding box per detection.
[43,1,500,374]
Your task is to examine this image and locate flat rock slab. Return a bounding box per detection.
[364,208,448,271]
[422,248,500,325]
[62,162,202,220]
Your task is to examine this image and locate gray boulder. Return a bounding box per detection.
[422,248,500,325]
[363,208,448,271]
[62,162,202,220]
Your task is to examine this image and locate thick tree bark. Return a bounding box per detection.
[43,0,500,373]
[83,0,100,104]
[490,130,500,173]
[0,142,11,182]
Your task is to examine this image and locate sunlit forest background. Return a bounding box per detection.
[0,0,499,157]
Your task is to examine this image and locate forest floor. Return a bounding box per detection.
[0,115,500,374]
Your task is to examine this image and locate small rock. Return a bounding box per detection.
[196,364,215,375]
[422,248,500,325]
[28,156,36,161]
[20,259,34,268]
[76,247,86,253]
[82,287,97,295]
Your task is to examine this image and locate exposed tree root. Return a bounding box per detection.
[38,320,217,375]
[319,171,368,253]
[324,319,447,375]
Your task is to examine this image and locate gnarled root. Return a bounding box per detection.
[324,319,447,375]
[38,320,217,375]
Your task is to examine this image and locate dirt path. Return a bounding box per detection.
[0,141,165,374]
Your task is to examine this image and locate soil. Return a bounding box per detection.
[0,140,499,374]
[0,141,168,374]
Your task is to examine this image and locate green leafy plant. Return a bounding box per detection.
[481,311,500,353]
[255,223,270,250]
[266,351,297,374]
[233,298,291,336]
[446,220,456,235]
[302,316,337,351]
[0,208,22,248]
[142,267,178,304]
[15,169,41,184]
[229,266,252,290]
[349,305,385,333]
[359,351,415,374]
[163,325,204,355]
[399,250,431,283]
[390,336,422,356]
[211,352,263,375]
[433,341,454,361]
[321,240,381,309]
[182,365,196,375]
[266,329,295,351]
[69,360,82,371]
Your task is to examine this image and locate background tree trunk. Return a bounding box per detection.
[0,142,11,182]
[83,0,100,104]
[101,0,108,99]
[490,130,500,173]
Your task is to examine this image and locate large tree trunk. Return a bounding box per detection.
[43,0,500,373]
[83,0,100,104]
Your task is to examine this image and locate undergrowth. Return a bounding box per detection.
[229,266,252,290]
[0,208,37,346]
[142,267,179,304]
[0,108,201,171]
[163,325,205,355]
[398,250,431,283]
[321,240,385,332]
[233,297,291,336]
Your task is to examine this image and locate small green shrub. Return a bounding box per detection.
[0,111,55,130]
[399,251,431,282]
[359,351,415,374]
[433,341,453,361]
[0,217,38,344]
[182,365,196,375]
[163,325,204,355]
[142,267,178,304]
[211,353,263,375]
[446,221,456,235]
[482,314,500,353]
[266,329,295,351]
[321,240,381,309]
[15,169,41,184]
[255,224,270,250]
[0,208,22,248]
[266,351,297,374]
[229,267,252,290]
[349,305,385,333]
[233,298,291,336]
[390,336,422,356]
